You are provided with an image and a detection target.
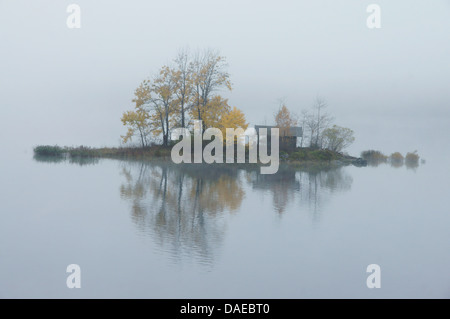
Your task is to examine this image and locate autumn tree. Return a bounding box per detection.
[190,50,232,129]
[322,125,355,152]
[273,102,298,150]
[202,95,231,129]
[220,106,248,132]
[121,110,151,147]
[123,67,177,147]
[148,66,177,146]
[122,49,238,147]
[219,106,248,143]
[274,103,297,137]
[121,80,151,147]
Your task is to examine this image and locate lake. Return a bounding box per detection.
[0,151,448,298]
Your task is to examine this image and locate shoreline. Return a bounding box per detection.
[32,145,368,169]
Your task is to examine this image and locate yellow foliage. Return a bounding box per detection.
[121,109,150,146]
[201,95,231,129]
[122,51,234,146]
[275,104,297,136]
[219,106,248,142]
[132,80,151,108]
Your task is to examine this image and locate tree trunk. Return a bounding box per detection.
[165,112,170,146]
[181,104,185,128]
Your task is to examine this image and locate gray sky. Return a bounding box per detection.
[1,0,449,157]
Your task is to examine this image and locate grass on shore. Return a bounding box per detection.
[33,145,422,170]
[34,144,355,166]
[33,145,172,160]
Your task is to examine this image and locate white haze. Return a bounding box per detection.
[0,0,449,160]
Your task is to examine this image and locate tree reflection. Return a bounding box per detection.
[298,168,353,221]
[405,160,419,170]
[119,162,244,265]
[249,166,353,219]
[119,162,354,264]
[249,168,300,215]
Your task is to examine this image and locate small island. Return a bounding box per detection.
[33,49,421,171]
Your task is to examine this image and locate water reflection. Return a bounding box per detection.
[119,161,353,264]
[33,155,355,265]
[298,168,353,221]
[405,160,419,170]
[120,162,245,265]
[33,154,66,164]
[249,168,300,215]
[33,154,99,166]
[248,167,352,218]
[68,157,100,166]
[365,158,421,170]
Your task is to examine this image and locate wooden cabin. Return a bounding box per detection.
[254,125,303,151]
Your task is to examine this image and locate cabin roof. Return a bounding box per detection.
[254,125,303,137]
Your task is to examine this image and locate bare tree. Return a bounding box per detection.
[304,111,317,148]
[300,97,333,148]
[310,97,333,148]
[173,48,192,128]
[299,109,309,148]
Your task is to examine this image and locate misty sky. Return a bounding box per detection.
[1,0,449,158]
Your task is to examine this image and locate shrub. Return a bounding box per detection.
[405,151,420,167]
[390,152,404,162]
[279,151,289,161]
[33,145,65,156]
[361,150,388,165]
[309,149,335,161]
[289,150,308,161]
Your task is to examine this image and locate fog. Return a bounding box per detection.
[1,0,449,159]
[1,1,450,299]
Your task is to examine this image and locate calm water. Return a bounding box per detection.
[0,151,449,298]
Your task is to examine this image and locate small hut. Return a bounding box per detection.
[254,125,303,151]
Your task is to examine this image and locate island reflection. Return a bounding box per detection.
[119,162,353,264]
